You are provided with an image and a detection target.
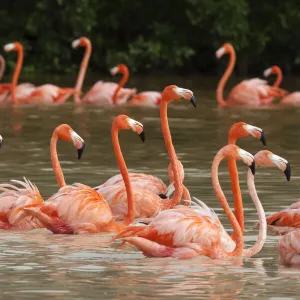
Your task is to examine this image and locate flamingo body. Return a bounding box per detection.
[128,91,161,107]
[278,231,300,266]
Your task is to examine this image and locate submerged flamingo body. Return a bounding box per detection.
[128,91,161,107]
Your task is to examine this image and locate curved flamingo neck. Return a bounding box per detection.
[111,122,135,224]
[273,67,282,88]
[11,45,23,104]
[74,40,91,104]
[243,169,266,257]
[113,69,129,105]
[211,152,243,256]
[217,47,236,107]
[50,132,66,188]
[160,100,183,208]
[227,135,244,233]
[0,55,5,81]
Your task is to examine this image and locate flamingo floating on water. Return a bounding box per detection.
[114,147,289,259]
[216,43,287,107]
[96,85,196,220]
[23,116,148,234]
[264,65,300,105]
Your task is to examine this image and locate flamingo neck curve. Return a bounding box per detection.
[11,45,23,104]
[243,169,266,257]
[111,122,135,225]
[216,47,236,107]
[74,39,92,104]
[272,67,282,88]
[160,99,183,208]
[50,132,66,188]
[113,68,129,105]
[211,152,243,257]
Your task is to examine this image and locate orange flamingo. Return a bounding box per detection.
[114,147,289,259]
[2,42,36,104]
[110,64,161,107]
[0,125,87,230]
[95,84,195,206]
[23,116,147,234]
[96,86,196,220]
[216,43,286,107]
[264,65,300,105]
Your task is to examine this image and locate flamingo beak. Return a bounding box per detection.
[190,95,196,108]
[139,131,145,143]
[260,131,266,146]
[250,161,256,175]
[77,143,85,159]
[284,163,291,181]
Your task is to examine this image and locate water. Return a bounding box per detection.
[0,76,300,299]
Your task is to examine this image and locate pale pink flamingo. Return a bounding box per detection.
[95,86,196,220]
[81,64,136,105]
[264,65,300,105]
[216,43,287,107]
[0,124,87,230]
[23,116,147,234]
[114,147,289,259]
[110,64,161,107]
[2,42,36,104]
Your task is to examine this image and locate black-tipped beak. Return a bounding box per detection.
[189,95,196,108]
[284,163,291,181]
[77,143,85,160]
[139,131,145,143]
[260,131,266,146]
[249,161,256,175]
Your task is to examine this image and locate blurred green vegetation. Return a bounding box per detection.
[1,0,300,76]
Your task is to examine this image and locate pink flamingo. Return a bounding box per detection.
[264,65,300,105]
[95,86,196,220]
[2,42,36,104]
[110,64,161,107]
[23,116,147,234]
[114,147,289,259]
[216,43,287,107]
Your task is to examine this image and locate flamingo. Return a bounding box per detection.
[0,124,87,230]
[0,55,5,81]
[95,86,196,220]
[264,65,300,105]
[216,43,287,107]
[113,147,289,259]
[22,116,148,234]
[110,64,161,107]
[2,42,36,104]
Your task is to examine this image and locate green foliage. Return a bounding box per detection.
[0,0,300,75]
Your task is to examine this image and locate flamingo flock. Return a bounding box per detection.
[0,37,298,267]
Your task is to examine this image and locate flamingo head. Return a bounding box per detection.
[54,124,85,159]
[254,150,290,181]
[114,115,145,142]
[161,85,196,107]
[221,145,255,175]
[110,64,128,76]
[229,122,266,145]
[263,65,281,78]
[72,37,90,49]
[216,43,234,59]
[4,42,22,52]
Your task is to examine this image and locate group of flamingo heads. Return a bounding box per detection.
[215,42,300,107]
[0,38,161,106]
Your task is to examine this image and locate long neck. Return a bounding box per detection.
[216,48,236,107]
[243,169,266,257]
[273,68,282,88]
[50,133,66,187]
[11,47,23,104]
[112,70,129,105]
[0,55,5,81]
[161,100,183,208]
[211,153,243,257]
[111,123,135,224]
[74,41,91,104]
[227,135,244,233]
